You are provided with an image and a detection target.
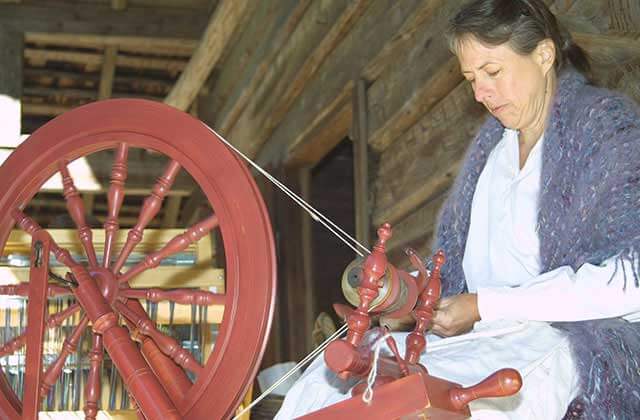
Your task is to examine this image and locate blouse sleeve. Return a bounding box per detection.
[477,254,640,322]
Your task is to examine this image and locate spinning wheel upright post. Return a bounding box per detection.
[0,99,277,420]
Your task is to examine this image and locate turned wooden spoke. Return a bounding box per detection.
[58,161,99,267]
[83,333,103,420]
[103,143,129,268]
[112,160,182,274]
[0,283,70,297]
[12,209,78,268]
[120,288,225,306]
[41,316,90,398]
[119,214,219,284]
[0,303,80,358]
[114,300,203,377]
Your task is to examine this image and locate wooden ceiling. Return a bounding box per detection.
[0,0,223,228]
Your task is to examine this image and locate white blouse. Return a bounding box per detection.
[463,129,640,323]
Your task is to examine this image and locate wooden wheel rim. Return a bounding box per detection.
[0,99,277,419]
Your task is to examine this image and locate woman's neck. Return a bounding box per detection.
[518,71,557,168]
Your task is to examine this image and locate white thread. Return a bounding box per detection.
[232,323,349,420]
[203,124,370,257]
[362,332,391,405]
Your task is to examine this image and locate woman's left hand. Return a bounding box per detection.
[431,293,480,337]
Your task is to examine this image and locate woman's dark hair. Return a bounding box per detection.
[447,0,591,80]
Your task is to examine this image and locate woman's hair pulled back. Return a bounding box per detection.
[447,0,591,79]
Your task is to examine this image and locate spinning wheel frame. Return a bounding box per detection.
[0,99,277,419]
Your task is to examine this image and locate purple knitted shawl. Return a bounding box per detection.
[433,69,640,419]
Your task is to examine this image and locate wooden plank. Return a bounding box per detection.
[285,81,353,166]
[202,0,310,131]
[372,82,485,227]
[353,79,370,247]
[573,32,640,64]
[112,0,127,11]
[299,168,315,352]
[226,0,371,158]
[162,195,182,228]
[369,56,463,153]
[164,0,252,111]
[361,0,447,82]
[259,0,424,164]
[0,4,208,38]
[99,45,118,100]
[22,103,70,116]
[24,49,188,71]
[25,33,197,57]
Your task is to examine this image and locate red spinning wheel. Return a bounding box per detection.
[0,99,276,419]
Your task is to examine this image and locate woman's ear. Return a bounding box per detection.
[535,39,556,74]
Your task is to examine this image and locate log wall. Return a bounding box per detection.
[200,0,640,360]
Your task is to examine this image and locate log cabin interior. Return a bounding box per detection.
[0,0,638,418]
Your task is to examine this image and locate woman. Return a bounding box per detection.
[432,0,640,418]
[277,1,640,418]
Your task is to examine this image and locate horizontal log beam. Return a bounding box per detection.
[0,3,208,38]
[226,0,371,157]
[165,0,252,111]
[368,55,462,153]
[25,33,197,57]
[24,49,188,72]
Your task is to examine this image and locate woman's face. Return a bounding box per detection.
[455,36,554,132]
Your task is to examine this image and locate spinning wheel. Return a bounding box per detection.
[0,99,276,419]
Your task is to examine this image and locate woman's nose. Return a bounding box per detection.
[473,81,492,103]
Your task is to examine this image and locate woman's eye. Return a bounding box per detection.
[487,70,500,77]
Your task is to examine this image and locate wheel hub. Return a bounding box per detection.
[89,267,119,304]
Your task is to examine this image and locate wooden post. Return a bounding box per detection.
[98,45,118,100]
[353,79,370,249]
[299,167,315,352]
[164,0,250,111]
[0,29,23,148]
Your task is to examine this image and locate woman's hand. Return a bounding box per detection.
[431,293,480,337]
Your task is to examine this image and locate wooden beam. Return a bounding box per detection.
[211,1,312,132]
[25,33,197,57]
[98,46,118,100]
[361,0,446,82]
[112,0,127,11]
[226,0,371,158]
[258,1,424,165]
[372,82,485,227]
[353,78,370,248]
[299,167,315,352]
[285,81,353,166]
[202,0,311,132]
[573,32,640,64]
[24,49,188,71]
[165,0,251,111]
[162,196,182,228]
[368,56,463,152]
[22,103,70,116]
[0,4,208,38]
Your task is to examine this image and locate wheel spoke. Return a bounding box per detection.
[112,160,182,274]
[12,209,79,269]
[103,143,129,268]
[0,303,80,358]
[118,214,219,284]
[0,283,71,298]
[40,316,89,399]
[83,333,103,420]
[58,161,99,267]
[114,300,203,377]
[119,287,225,306]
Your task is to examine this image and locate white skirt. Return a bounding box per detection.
[275,320,579,420]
